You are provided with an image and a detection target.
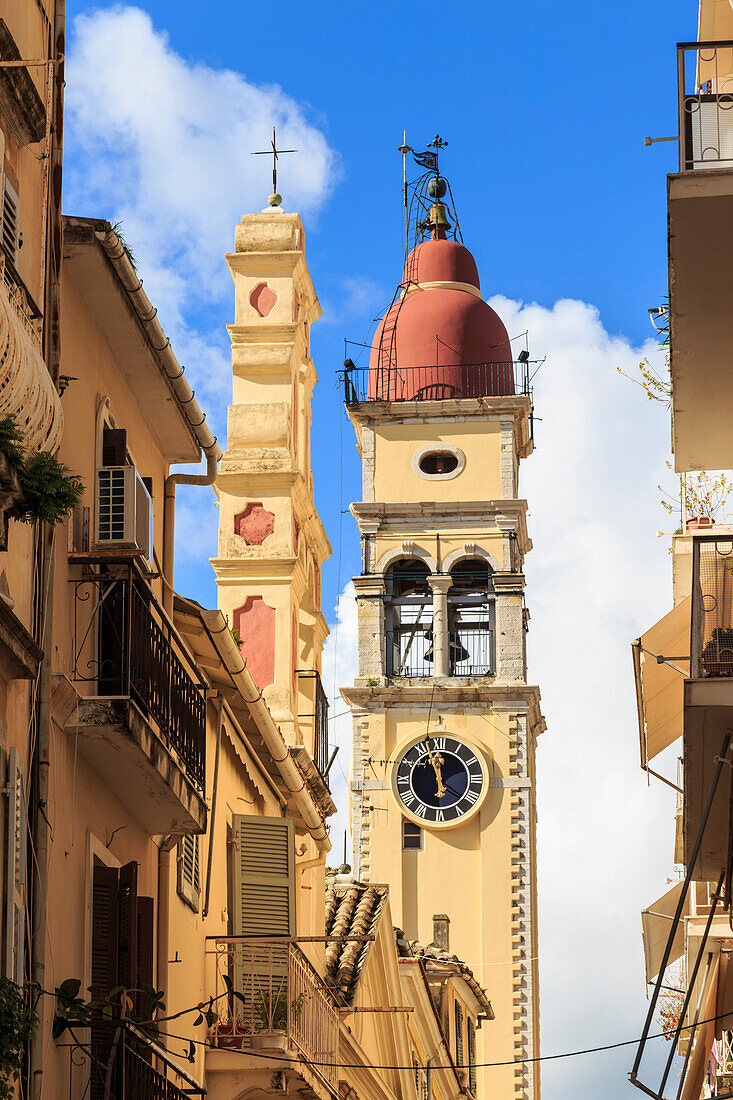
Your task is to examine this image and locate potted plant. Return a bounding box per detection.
[249,992,304,1051]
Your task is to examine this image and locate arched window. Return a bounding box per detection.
[385,559,432,677]
[447,560,494,676]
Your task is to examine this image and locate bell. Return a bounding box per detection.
[448,632,470,664]
[427,201,451,231]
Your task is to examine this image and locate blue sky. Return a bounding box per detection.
[61,3,697,1097]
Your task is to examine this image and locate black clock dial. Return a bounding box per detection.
[395,737,485,824]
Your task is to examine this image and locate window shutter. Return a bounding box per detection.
[117,861,138,993]
[102,427,127,467]
[1,178,19,261]
[454,1000,464,1067]
[177,834,201,911]
[467,1017,476,1094]
[137,897,154,1003]
[231,815,295,936]
[91,863,119,1100]
[4,748,26,982]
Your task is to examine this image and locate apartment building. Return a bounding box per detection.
[630,4,733,1098]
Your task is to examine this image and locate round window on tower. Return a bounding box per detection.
[413,445,466,481]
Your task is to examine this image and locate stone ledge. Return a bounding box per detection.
[0,594,42,681]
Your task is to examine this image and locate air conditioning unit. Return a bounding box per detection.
[95,466,153,563]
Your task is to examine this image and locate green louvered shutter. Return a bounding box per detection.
[232,815,295,936]
[231,816,295,1031]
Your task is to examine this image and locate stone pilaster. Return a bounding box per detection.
[493,572,526,682]
[353,574,386,682]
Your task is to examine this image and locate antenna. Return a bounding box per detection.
[398,132,412,261]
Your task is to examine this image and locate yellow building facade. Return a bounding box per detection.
[342,187,545,1100]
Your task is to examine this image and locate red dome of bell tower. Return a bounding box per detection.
[368,218,514,401]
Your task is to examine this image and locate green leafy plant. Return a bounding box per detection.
[53,977,166,1040]
[101,220,138,272]
[0,416,25,469]
[0,977,37,1100]
[231,627,242,647]
[11,452,84,526]
[254,990,304,1031]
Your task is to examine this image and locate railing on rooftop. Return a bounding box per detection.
[691,535,733,679]
[341,359,534,405]
[71,559,206,791]
[677,41,733,172]
[209,938,338,1094]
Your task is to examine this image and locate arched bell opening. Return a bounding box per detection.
[384,559,432,677]
[447,560,495,676]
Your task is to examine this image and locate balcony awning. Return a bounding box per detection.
[641,882,689,984]
[632,596,691,769]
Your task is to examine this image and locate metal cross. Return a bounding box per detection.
[251,127,297,195]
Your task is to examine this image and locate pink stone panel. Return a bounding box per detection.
[234,502,275,545]
[234,597,275,691]
[250,282,278,318]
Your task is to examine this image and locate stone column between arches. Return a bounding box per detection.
[427,574,453,678]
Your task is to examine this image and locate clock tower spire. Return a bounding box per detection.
[341,148,545,1100]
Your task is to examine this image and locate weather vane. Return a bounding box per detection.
[251,127,297,207]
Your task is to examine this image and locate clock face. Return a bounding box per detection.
[394,736,486,825]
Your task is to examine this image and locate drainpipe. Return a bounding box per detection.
[156,833,177,1047]
[30,534,54,1100]
[162,452,218,618]
[202,696,224,920]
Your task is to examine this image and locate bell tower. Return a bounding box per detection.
[341,164,545,1100]
[213,204,331,770]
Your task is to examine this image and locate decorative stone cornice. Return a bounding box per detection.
[346,393,533,458]
[340,683,545,735]
[351,499,532,557]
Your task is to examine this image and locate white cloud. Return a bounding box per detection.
[65,5,337,340]
[320,276,388,328]
[321,581,358,863]
[325,297,680,1097]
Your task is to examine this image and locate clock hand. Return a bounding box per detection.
[431,752,446,799]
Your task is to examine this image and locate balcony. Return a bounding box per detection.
[207,938,338,1098]
[683,535,733,881]
[668,41,733,470]
[67,558,207,835]
[342,359,533,405]
[81,1020,204,1099]
[0,252,63,455]
[297,670,330,777]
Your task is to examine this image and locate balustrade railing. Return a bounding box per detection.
[209,938,338,1094]
[71,560,206,791]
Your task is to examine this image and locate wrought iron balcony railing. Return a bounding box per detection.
[691,535,733,679]
[72,560,206,791]
[677,41,733,172]
[87,1020,204,1100]
[297,670,330,777]
[342,359,534,405]
[209,937,339,1094]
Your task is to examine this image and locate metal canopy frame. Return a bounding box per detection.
[630,731,733,1099]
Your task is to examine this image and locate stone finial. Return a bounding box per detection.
[432,913,450,951]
